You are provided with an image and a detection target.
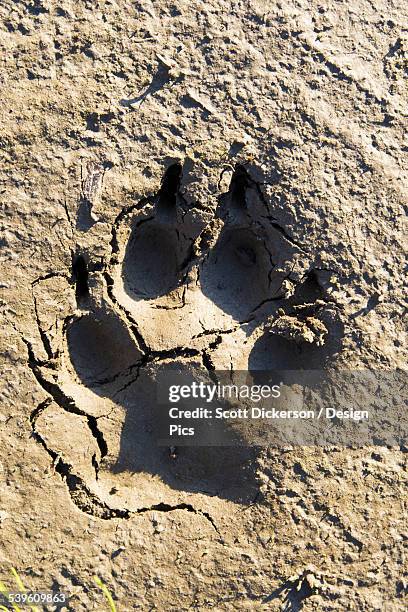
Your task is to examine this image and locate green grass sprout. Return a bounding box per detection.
[1,569,119,610]
[0,578,21,612]
[10,568,41,612]
[94,576,117,612]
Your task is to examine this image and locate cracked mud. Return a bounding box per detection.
[25,163,344,524]
[2,2,407,609]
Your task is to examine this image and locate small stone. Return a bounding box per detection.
[267,314,328,346]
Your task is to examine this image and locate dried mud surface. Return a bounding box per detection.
[0,1,407,610]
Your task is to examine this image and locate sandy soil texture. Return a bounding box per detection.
[1,1,407,610]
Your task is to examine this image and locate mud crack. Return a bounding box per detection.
[31,398,220,530]
[30,399,128,519]
[135,502,219,533]
[23,335,109,480]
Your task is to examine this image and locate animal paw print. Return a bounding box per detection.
[28,162,344,517]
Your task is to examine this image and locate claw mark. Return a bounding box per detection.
[157,162,182,212]
[228,164,250,211]
[72,254,89,303]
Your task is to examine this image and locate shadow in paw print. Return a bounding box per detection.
[66,312,259,504]
[116,367,260,503]
[66,309,143,387]
[121,163,196,300]
[288,269,323,306]
[200,166,272,321]
[249,273,344,385]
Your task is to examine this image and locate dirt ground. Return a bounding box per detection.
[0,0,407,610]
